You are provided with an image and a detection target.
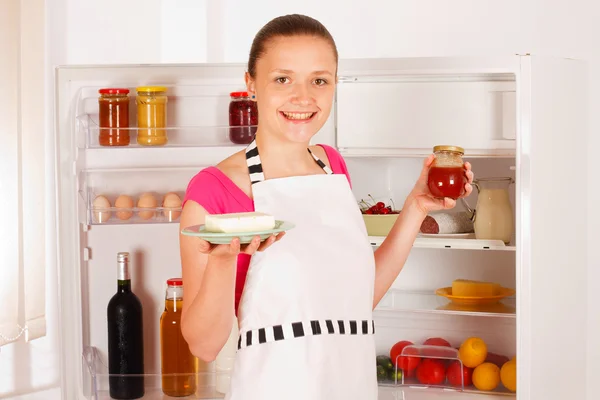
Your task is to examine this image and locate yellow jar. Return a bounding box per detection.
[136,86,168,146]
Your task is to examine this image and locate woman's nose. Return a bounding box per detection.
[291,83,313,105]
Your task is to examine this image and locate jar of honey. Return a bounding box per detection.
[98,88,130,146]
[228,91,258,144]
[427,145,467,199]
[136,86,168,146]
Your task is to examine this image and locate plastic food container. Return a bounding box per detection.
[98,88,130,146]
[362,214,400,236]
[228,91,258,144]
[427,145,467,199]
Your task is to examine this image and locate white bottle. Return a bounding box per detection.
[215,314,239,394]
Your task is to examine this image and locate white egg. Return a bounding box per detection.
[92,195,111,223]
[162,192,182,221]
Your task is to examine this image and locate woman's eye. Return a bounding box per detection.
[314,78,328,86]
[275,77,289,84]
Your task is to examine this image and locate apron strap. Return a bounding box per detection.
[245,139,333,185]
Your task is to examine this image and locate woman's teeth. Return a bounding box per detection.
[282,111,315,120]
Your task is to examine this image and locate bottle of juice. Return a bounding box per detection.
[160,278,197,397]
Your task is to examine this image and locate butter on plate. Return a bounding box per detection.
[205,212,276,233]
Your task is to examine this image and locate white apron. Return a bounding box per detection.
[225,140,378,400]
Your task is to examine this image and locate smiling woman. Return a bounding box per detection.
[178,13,472,400]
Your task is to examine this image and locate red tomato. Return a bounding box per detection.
[423,337,452,347]
[446,360,473,387]
[390,340,421,372]
[416,358,446,385]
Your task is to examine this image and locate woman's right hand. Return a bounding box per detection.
[197,232,285,259]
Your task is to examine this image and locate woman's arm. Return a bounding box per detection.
[372,155,474,308]
[179,201,238,362]
[179,201,284,361]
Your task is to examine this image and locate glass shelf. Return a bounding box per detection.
[369,236,516,251]
[375,289,516,318]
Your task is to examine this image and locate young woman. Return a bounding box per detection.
[179,14,474,400]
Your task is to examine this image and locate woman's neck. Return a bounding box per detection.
[254,131,318,178]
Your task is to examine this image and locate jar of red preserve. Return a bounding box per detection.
[98,88,130,146]
[427,145,467,199]
[229,91,258,144]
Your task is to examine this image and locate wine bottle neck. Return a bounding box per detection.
[118,280,131,292]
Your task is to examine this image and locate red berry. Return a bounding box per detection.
[365,209,373,214]
[376,202,385,209]
[381,208,390,214]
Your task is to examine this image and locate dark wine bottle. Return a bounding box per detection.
[107,252,145,399]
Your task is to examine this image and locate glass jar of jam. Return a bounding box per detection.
[136,86,168,146]
[98,88,130,146]
[229,91,258,144]
[427,145,467,199]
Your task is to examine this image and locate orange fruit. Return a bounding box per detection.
[500,360,517,392]
[458,337,488,368]
[473,362,501,391]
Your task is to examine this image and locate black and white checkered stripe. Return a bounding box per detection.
[237,319,375,350]
[245,139,333,185]
[245,140,265,184]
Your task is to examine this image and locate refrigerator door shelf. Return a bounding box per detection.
[79,167,202,226]
[79,114,254,149]
[82,346,225,400]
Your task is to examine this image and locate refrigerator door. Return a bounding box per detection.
[515,55,588,400]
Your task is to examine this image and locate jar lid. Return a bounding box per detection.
[167,278,183,286]
[230,91,250,98]
[99,88,130,94]
[136,86,167,93]
[433,145,465,154]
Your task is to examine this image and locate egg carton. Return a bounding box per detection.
[88,191,184,225]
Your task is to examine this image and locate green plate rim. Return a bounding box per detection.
[181,220,295,238]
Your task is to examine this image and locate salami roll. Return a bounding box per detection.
[420,212,474,234]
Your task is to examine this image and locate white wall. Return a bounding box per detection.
[4,0,594,398]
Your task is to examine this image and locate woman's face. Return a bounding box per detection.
[246,35,337,144]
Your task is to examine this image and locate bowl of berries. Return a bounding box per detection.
[359,195,400,236]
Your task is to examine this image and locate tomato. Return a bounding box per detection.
[423,337,452,347]
[446,360,473,387]
[416,358,446,385]
[389,340,421,372]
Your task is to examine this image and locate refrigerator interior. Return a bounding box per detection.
[55,58,524,399]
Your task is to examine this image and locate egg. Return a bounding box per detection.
[137,192,157,220]
[115,194,134,220]
[162,192,182,221]
[92,195,111,223]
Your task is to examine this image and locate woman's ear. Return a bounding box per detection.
[245,72,256,100]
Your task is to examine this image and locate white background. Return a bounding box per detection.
[2,0,597,398]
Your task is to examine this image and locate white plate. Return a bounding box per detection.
[418,232,475,239]
[181,220,295,244]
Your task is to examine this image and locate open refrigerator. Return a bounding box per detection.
[54,56,588,400]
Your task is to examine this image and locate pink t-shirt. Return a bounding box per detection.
[182,144,352,315]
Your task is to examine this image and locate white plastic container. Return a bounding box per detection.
[215,315,239,394]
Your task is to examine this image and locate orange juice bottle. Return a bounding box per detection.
[160,278,197,396]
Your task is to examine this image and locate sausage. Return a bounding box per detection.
[420,212,474,234]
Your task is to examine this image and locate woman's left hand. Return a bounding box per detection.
[406,154,474,215]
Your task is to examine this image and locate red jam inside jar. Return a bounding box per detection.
[427,145,467,199]
[229,91,258,144]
